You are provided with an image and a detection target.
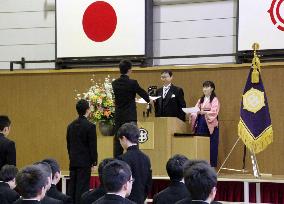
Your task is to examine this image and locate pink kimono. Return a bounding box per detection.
[191,97,220,134]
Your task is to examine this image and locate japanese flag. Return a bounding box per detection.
[56,0,146,58]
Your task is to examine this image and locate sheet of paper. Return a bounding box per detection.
[182,107,200,114]
[136,96,161,104]
[150,96,161,100]
[136,98,147,104]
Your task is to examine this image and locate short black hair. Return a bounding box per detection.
[184,162,217,201]
[183,159,209,173]
[117,123,139,144]
[119,60,132,74]
[98,158,115,185]
[0,165,18,182]
[102,160,132,193]
[33,162,52,185]
[0,116,11,131]
[76,99,90,116]
[16,165,46,199]
[166,154,188,181]
[42,159,60,180]
[161,70,173,77]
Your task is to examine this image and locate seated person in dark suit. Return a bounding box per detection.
[81,158,114,204]
[33,162,63,204]
[14,165,47,204]
[0,192,8,204]
[176,161,217,204]
[0,116,16,169]
[154,70,186,121]
[117,123,152,204]
[93,160,135,204]
[42,159,73,204]
[0,165,19,203]
[153,155,190,204]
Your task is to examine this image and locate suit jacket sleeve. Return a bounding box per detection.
[66,125,70,156]
[134,80,150,103]
[177,88,186,109]
[145,163,152,195]
[88,124,98,166]
[6,141,16,166]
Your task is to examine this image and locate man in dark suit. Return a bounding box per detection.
[112,60,151,157]
[94,160,135,204]
[176,161,217,204]
[0,116,16,170]
[33,162,63,204]
[117,123,152,204]
[0,165,19,203]
[0,192,8,204]
[42,159,73,204]
[14,165,47,204]
[67,99,98,204]
[154,70,186,121]
[80,158,114,204]
[153,155,190,204]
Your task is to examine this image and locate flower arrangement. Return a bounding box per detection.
[76,75,115,125]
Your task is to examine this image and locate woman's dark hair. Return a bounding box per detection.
[199,81,216,104]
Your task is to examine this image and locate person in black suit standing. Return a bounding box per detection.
[176,161,217,204]
[153,155,190,204]
[93,160,135,204]
[42,159,73,204]
[67,99,98,204]
[80,158,114,204]
[112,60,151,157]
[0,116,16,170]
[154,70,186,121]
[0,165,19,203]
[117,123,152,204]
[14,165,47,204]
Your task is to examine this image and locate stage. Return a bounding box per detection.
[60,172,284,203]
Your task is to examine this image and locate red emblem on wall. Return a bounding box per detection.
[268,0,284,31]
[82,1,117,42]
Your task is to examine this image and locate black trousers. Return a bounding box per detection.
[68,167,91,204]
[113,121,137,158]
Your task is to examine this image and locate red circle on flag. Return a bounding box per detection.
[82,1,117,42]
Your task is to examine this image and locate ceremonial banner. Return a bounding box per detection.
[238,48,273,153]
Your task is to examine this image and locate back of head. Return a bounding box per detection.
[183,160,209,173]
[0,165,18,182]
[0,115,11,132]
[102,160,132,193]
[117,123,139,144]
[184,162,217,201]
[33,162,52,189]
[166,154,188,181]
[98,158,115,184]
[42,158,60,180]
[76,99,90,116]
[16,165,46,199]
[119,60,132,74]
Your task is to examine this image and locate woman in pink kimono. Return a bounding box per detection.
[190,81,220,167]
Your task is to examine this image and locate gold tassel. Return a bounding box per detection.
[238,119,273,154]
[251,43,261,84]
[251,67,259,83]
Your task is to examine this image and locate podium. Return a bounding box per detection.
[138,117,210,176]
[96,117,210,176]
